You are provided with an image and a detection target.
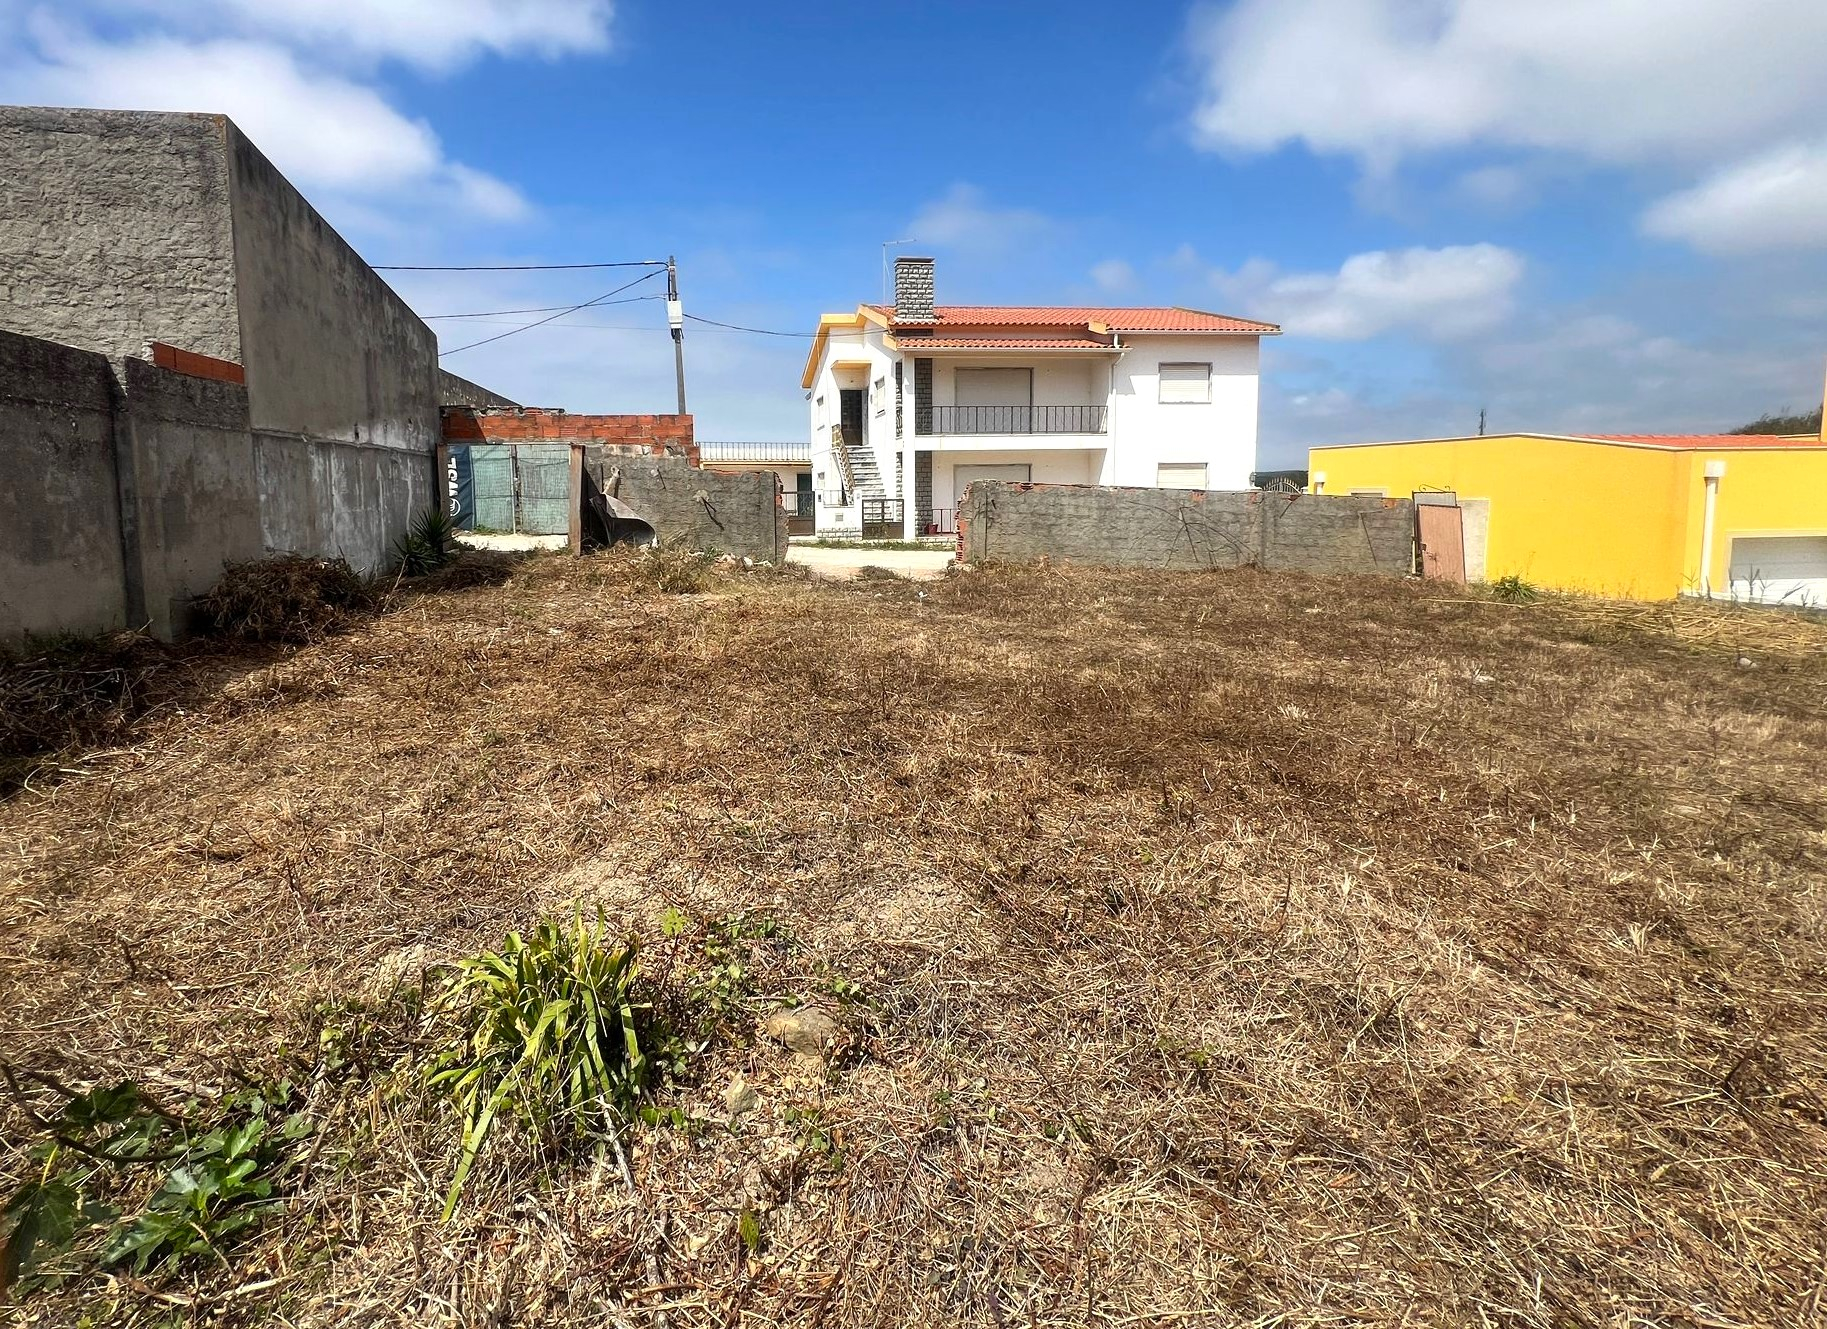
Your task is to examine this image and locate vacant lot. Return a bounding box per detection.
[3,555,1826,1327]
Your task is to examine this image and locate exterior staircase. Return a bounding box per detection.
[832,425,885,501]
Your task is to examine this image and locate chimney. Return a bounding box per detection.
[894,256,935,322]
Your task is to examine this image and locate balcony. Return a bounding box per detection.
[924,404,1107,436]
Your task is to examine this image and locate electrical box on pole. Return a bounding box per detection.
[667,256,686,416]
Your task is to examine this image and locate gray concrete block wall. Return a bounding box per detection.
[0,331,129,641]
[225,125,440,453]
[253,433,435,571]
[958,482,1414,578]
[0,108,241,364]
[439,370,521,410]
[115,357,264,638]
[584,446,787,562]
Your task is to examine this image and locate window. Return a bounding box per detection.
[874,376,886,415]
[1157,463,1208,490]
[1158,362,1211,404]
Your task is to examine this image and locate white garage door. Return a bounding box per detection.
[954,463,1031,507]
[1728,535,1827,608]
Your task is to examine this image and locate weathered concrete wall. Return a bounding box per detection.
[958,482,1414,577]
[584,446,787,562]
[439,370,521,409]
[225,123,440,455]
[0,107,240,363]
[0,331,128,640]
[2,107,446,583]
[115,357,264,638]
[255,432,435,569]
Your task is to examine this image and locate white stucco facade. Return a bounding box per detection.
[801,281,1276,538]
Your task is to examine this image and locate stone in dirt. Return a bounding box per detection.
[762,1003,845,1059]
[724,1075,759,1119]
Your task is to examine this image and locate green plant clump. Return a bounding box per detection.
[393,508,459,577]
[1489,574,1540,604]
[426,912,652,1219]
[0,1079,310,1295]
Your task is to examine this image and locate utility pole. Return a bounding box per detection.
[1478,407,1486,436]
[667,255,686,416]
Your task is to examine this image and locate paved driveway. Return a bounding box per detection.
[787,545,954,580]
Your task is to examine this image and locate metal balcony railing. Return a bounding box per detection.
[925,404,1107,436]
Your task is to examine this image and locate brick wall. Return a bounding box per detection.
[956,481,1415,578]
[442,406,697,464]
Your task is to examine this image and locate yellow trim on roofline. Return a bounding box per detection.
[800,311,866,388]
[1309,431,1827,454]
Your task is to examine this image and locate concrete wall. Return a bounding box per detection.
[114,357,265,638]
[439,370,522,409]
[585,446,787,563]
[957,482,1414,577]
[0,108,240,363]
[225,124,440,453]
[254,433,436,568]
[0,331,129,640]
[2,107,456,583]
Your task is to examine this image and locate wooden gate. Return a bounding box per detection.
[1416,503,1467,585]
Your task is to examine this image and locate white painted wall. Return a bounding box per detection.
[1104,335,1259,489]
[932,448,1103,511]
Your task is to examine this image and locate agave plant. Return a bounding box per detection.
[427,911,651,1219]
[392,507,458,576]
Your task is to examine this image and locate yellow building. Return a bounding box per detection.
[1307,430,1827,605]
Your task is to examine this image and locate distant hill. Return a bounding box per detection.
[1731,407,1822,435]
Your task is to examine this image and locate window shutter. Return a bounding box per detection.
[1158,362,1212,404]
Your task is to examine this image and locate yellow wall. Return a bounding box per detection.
[1678,448,1827,593]
[1308,434,1692,598]
[1308,434,1827,600]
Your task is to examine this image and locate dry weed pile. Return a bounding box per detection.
[197,555,372,644]
[2,551,1825,1327]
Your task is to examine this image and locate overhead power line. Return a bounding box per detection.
[439,269,664,357]
[423,295,663,320]
[376,260,667,271]
[685,313,816,339]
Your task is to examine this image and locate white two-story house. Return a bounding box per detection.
[800,256,1279,538]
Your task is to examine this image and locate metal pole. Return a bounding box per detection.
[667,256,686,415]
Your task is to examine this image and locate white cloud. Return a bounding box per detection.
[1215,244,1524,340]
[909,184,1054,255]
[4,24,528,219]
[1455,164,1529,210]
[88,0,612,71]
[1187,0,1827,171]
[1089,259,1136,293]
[1642,141,1827,253]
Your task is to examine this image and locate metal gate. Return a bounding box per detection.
[456,444,572,535]
[861,498,904,541]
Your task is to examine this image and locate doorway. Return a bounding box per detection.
[1416,503,1467,585]
[838,389,865,446]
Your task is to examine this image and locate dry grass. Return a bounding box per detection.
[3,552,1826,1327]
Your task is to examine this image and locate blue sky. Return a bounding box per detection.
[5,1,1827,465]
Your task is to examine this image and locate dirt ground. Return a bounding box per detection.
[3,553,1826,1327]
[785,544,954,580]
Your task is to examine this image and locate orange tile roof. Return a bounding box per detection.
[871,304,1279,334]
[1588,433,1826,450]
[893,336,1115,350]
